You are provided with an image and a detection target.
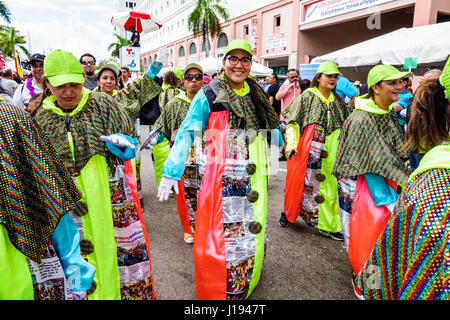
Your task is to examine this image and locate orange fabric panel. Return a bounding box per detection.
[284,124,315,223]
[123,160,157,299]
[348,175,392,275]
[176,178,193,234]
[193,111,228,300]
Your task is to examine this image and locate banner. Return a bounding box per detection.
[265,32,288,55]
[249,18,258,55]
[120,46,140,72]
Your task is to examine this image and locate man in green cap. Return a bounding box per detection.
[147,61,205,244]
[156,39,283,300]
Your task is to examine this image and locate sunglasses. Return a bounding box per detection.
[226,56,252,67]
[184,74,203,81]
[288,76,299,79]
[81,61,95,65]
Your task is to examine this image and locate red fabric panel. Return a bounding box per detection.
[176,178,193,234]
[348,175,392,275]
[123,160,156,299]
[129,11,151,19]
[193,111,228,300]
[284,124,315,223]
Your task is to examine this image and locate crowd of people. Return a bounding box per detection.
[0,37,449,301]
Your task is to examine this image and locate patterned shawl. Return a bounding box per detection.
[0,101,81,262]
[332,99,411,185]
[93,73,162,122]
[34,91,135,176]
[282,88,352,135]
[356,168,450,299]
[152,94,191,142]
[214,73,280,130]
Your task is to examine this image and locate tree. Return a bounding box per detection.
[188,0,229,57]
[0,1,11,24]
[108,33,127,58]
[0,26,30,58]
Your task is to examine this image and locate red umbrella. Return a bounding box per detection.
[111,11,162,34]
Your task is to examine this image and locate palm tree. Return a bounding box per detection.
[108,33,127,58]
[188,0,229,57]
[0,1,11,24]
[0,26,30,58]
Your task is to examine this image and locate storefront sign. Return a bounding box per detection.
[303,0,394,23]
[265,32,288,55]
[299,63,320,80]
[249,18,258,55]
[120,46,140,72]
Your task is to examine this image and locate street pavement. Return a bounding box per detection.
[139,126,357,300]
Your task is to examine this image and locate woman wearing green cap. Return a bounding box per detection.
[33,49,156,300]
[281,61,352,241]
[0,98,95,300]
[353,57,450,300]
[157,39,282,300]
[332,64,412,281]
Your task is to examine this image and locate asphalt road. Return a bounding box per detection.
[138,125,357,300]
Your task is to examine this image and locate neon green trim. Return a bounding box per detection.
[285,122,300,152]
[355,96,393,114]
[161,83,172,91]
[112,90,118,97]
[409,143,450,181]
[306,87,335,105]
[75,154,120,300]
[232,80,250,97]
[246,132,269,298]
[42,87,91,116]
[175,91,191,104]
[0,225,34,299]
[317,129,342,233]
[153,138,171,186]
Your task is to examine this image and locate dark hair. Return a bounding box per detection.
[79,53,96,63]
[367,81,383,99]
[271,73,278,81]
[245,76,271,129]
[404,76,450,154]
[300,79,311,91]
[2,69,12,77]
[163,71,180,87]
[310,72,345,104]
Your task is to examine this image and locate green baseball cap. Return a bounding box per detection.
[183,62,203,77]
[224,39,253,57]
[439,56,450,99]
[367,64,412,88]
[171,67,183,79]
[44,49,85,87]
[316,61,342,76]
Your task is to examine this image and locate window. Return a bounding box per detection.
[217,33,228,48]
[274,14,281,34]
[189,42,197,55]
[179,46,185,57]
[202,40,210,52]
[243,24,249,40]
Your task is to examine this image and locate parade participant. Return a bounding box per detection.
[157,39,283,300]
[79,53,97,90]
[354,57,450,300]
[148,63,204,244]
[34,49,156,300]
[275,68,301,121]
[12,53,45,108]
[95,50,168,207]
[120,66,132,88]
[332,64,412,277]
[280,61,352,241]
[203,75,211,86]
[0,99,95,300]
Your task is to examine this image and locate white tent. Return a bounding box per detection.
[311,22,450,67]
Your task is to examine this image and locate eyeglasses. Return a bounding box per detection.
[81,61,95,66]
[226,56,252,67]
[184,74,203,81]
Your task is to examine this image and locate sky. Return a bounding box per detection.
[4,0,119,62]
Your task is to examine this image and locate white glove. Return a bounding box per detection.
[157,176,179,201]
[156,47,169,65]
[100,134,136,149]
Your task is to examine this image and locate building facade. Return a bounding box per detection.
[137,0,450,78]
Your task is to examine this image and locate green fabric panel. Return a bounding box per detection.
[153,138,171,186]
[247,133,269,298]
[75,154,120,300]
[410,144,450,181]
[317,129,342,233]
[0,225,34,300]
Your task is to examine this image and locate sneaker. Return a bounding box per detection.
[318,229,344,241]
[279,211,290,228]
[183,232,194,244]
[352,278,364,300]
